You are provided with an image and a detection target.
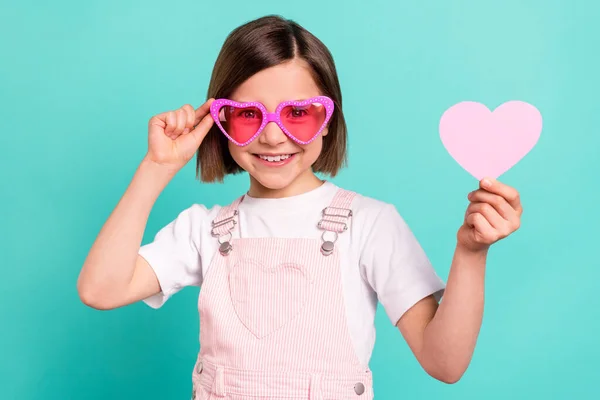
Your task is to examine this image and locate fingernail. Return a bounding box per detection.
[482,178,492,188]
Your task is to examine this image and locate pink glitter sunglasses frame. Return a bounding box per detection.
[209,96,335,146]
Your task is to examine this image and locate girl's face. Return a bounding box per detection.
[227,59,328,198]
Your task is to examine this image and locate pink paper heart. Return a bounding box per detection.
[439,101,542,180]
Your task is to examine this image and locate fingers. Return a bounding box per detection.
[162,100,214,141]
[188,113,214,146]
[163,108,186,139]
[479,177,522,214]
[468,188,521,233]
[465,200,521,240]
[164,110,177,137]
[194,99,214,125]
[188,98,216,144]
[468,189,515,221]
[461,178,523,247]
[176,100,215,150]
[465,212,495,243]
[184,104,195,130]
[465,202,505,230]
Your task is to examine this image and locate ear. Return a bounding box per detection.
[322,126,329,137]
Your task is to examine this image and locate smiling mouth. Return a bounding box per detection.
[253,153,297,163]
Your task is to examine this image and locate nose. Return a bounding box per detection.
[258,122,288,146]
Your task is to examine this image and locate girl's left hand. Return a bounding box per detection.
[457,177,523,253]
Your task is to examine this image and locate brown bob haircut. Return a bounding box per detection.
[196,15,347,182]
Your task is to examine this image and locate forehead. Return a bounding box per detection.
[231,59,322,109]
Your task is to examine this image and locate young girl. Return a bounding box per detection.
[77,15,523,399]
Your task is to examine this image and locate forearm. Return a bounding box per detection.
[421,244,487,382]
[77,156,175,301]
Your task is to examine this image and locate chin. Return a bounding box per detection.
[252,174,297,191]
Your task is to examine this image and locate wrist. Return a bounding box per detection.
[455,242,489,262]
[135,155,179,192]
[140,154,180,179]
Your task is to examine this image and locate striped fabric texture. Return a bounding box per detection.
[192,189,374,399]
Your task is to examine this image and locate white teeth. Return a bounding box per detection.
[259,154,291,162]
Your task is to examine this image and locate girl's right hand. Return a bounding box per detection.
[145,98,215,172]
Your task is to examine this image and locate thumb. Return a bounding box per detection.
[177,112,215,152]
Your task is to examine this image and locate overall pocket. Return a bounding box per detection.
[229,258,310,338]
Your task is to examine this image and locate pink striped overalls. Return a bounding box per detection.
[191,189,374,399]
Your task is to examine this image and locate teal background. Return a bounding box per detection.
[2,0,599,398]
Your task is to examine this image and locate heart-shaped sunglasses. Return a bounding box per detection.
[209,96,334,146]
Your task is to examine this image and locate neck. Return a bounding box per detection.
[247,170,324,198]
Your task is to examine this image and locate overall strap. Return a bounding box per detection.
[211,195,244,256]
[317,189,356,256]
[210,188,356,257]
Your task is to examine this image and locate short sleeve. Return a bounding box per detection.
[138,204,208,309]
[360,204,446,325]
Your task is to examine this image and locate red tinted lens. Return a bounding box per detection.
[218,105,263,144]
[280,102,327,142]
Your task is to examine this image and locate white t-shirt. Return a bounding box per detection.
[139,181,446,366]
